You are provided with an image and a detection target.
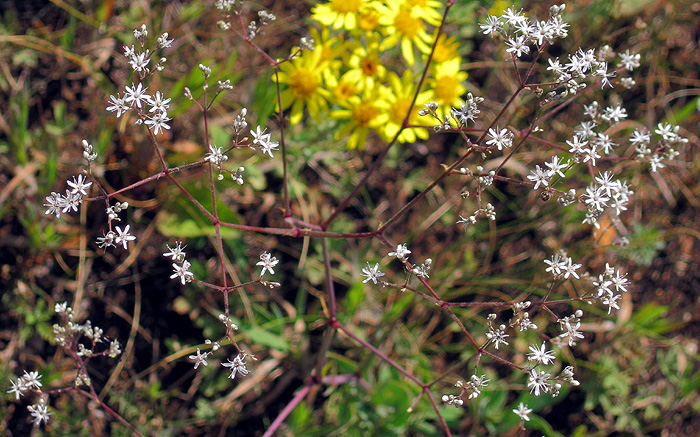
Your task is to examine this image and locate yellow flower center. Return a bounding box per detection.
[334,79,358,101]
[434,75,459,104]
[361,57,379,77]
[389,96,413,125]
[394,9,421,38]
[290,68,318,100]
[330,0,362,14]
[352,102,380,128]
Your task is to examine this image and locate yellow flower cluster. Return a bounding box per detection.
[275,0,468,150]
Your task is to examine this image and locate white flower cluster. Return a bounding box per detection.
[457,202,496,228]
[53,302,122,360]
[442,374,490,407]
[485,313,510,350]
[557,309,585,347]
[590,263,630,313]
[8,370,51,427]
[43,174,92,219]
[165,241,194,285]
[631,122,687,172]
[527,362,580,398]
[544,251,582,279]
[106,26,173,136]
[481,5,569,46]
[511,301,538,331]
[96,224,136,250]
[251,125,280,158]
[188,327,254,380]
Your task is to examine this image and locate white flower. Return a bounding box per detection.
[527,369,552,396]
[361,262,385,284]
[610,269,629,293]
[222,353,250,380]
[544,156,568,178]
[630,129,651,145]
[148,91,171,114]
[27,399,51,426]
[55,302,68,314]
[583,185,609,212]
[67,174,92,196]
[124,82,150,108]
[114,225,136,250]
[106,93,130,118]
[502,7,526,26]
[259,139,279,158]
[388,244,411,260]
[485,127,513,150]
[412,258,432,278]
[563,257,582,280]
[594,171,617,197]
[7,378,27,400]
[527,342,556,365]
[163,241,187,262]
[559,320,584,346]
[251,125,279,158]
[527,165,549,190]
[188,348,209,369]
[513,402,532,421]
[22,371,42,390]
[157,32,174,49]
[486,324,509,350]
[257,252,279,277]
[602,105,627,124]
[450,94,483,126]
[171,260,194,285]
[618,49,640,71]
[596,132,616,155]
[145,112,171,135]
[506,35,530,58]
[128,50,150,72]
[602,293,621,313]
[480,15,502,36]
[96,231,116,249]
[205,144,228,166]
[59,189,81,213]
[44,192,62,218]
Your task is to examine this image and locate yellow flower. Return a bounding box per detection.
[375,0,431,65]
[328,72,361,103]
[331,87,390,150]
[276,49,331,125]
[357,6,381,32]
[404,0,444,26]
[381,70,428,143]
[428,33,459,66]
[344,35,387,92]
[308,27,347,85]
[420,57,468,117]
[312,0,369,31]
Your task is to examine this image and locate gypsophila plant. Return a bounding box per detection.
[19,0,695,434]
[7,302,128,430]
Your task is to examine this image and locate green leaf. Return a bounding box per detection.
[246,326,289,351]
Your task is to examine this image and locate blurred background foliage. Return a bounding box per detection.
[1,0,699,435]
